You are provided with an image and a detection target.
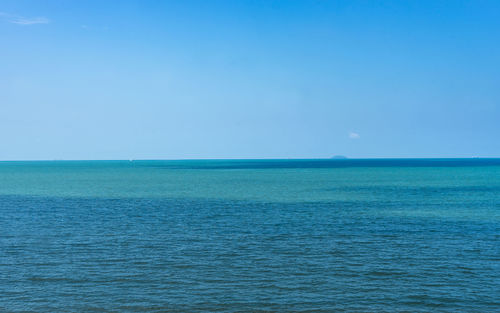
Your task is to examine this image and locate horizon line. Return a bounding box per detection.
[1,157,499,162]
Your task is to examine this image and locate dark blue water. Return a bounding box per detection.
[1,159,499,311]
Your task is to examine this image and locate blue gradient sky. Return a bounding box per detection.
[1,0,499,159]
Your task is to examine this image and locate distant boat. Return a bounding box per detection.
[331,155,348,159]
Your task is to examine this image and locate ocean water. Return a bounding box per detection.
[1,159,499,312]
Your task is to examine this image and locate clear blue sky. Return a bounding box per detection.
[1,0,499,160]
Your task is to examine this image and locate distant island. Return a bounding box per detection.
[331,155,348,159]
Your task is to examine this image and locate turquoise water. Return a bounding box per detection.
[1,159,500,311]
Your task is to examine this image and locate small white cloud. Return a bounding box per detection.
[0,12,49,25]
[349,132,360,139]
[10,16,49,25]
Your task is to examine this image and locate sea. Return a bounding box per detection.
[1,159,499,312]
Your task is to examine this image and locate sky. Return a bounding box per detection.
[1,0,499,160]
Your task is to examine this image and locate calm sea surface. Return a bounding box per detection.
[1,159,500,312]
